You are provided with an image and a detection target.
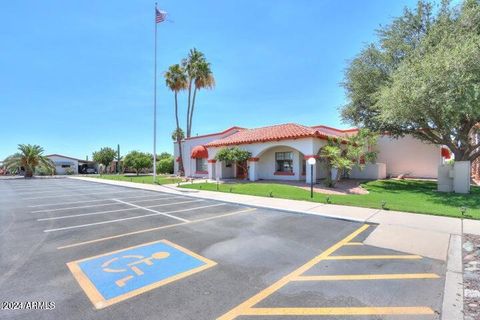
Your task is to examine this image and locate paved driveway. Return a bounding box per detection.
[0,178,445,319]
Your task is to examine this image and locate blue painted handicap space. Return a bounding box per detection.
[67,240,216,309]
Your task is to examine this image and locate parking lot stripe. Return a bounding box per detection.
[57,207,256,250]
[24,191,143,200]
[32,196,185,213]
[32,202,120,213]
[112,199,196,222]
[217,224,370,320]
[218,224,436,319]
[37,200,203,221]
[43,203,228,232]
[325,255,422,260]
[15,187,120,196]
[293,273,440,281]
[127,196,185,204]
[28,194,167,208]
[240,307,434,316]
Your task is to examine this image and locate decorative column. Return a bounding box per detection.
[304,155,318,184]
[248,157,259,181]
[207,160,216,180]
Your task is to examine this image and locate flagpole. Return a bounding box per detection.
[153,2,158,183]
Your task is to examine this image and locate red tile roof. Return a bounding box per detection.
[205,123,357,147]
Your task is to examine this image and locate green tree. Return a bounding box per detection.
[341,0,480,163]
[123,151,153,176]
[158,152,173,160]
[183,48,215,138]
[4,144,54,178]
[215,147,251,179]
[165,64,188,175]
[171,128,185,142]
[92,147,116,174]
[157,157,174,174]
[320,130,379,187]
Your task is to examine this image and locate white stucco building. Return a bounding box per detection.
[46,154,96,175]
[174,123,445,182]
[47,154,79,175]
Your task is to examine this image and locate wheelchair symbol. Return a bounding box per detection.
[101,251,170,287]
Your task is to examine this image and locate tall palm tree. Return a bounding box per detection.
[4,144,54,178]
[165,64,188,175]
[189,60,215,137]
[182,48,205,138]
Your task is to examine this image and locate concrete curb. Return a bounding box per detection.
[441,234,464,320]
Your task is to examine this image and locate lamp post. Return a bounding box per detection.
[307,157,316,198]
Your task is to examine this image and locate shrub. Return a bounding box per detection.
[35,166,54,176]
[157,157,174,174]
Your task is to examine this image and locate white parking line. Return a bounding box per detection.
[28,194,166,207]
[31,196,184,213]
[32,202,120,213]
[37,199,203,221]
[127,196,185,204]
[24,190,146,200]
[57,208,257,250]
[15,187,123,196]
[43,203,226,232]
[113,199,194,222]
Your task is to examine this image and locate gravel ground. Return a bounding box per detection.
[463,233,480,320]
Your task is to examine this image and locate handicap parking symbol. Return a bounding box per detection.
[67,240,217,309]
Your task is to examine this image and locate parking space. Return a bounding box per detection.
[0,178,445,319]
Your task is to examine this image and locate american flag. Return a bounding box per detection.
[156,8,166,23]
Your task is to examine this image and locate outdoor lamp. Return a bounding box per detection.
[307,157,316,198]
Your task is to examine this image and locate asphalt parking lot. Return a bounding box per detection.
[0,178,445,319]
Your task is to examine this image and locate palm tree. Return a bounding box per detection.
[183,48,205,138]
[189,60,215,137]
[165,64,188,175]
[182,48,215,138]
[4,144,54,178]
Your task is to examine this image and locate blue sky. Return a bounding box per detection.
[1,0,419,160]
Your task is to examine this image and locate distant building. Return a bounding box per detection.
[46,154,96,175]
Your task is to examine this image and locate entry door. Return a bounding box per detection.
[236,161,247,179]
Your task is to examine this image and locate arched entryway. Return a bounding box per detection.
[251,145,308,182]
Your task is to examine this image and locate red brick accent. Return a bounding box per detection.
[303,155,319,160]
[207,159,217,163]
[248,157,260,162]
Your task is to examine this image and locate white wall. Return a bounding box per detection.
[376,135,442,178]
[47,155,78,175]
[173,128,242,177]
[256,146,302,181]
[350,163,387,180]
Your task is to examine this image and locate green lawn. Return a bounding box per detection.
[180,180,480,220]
[92,174,182,185]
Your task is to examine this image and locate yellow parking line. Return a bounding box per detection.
[325,255,422,260]
[217,224,370,320]
[343,242,363,246]
[241,306,434,316]
[293,273,440,281]
[57,208,256,250]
